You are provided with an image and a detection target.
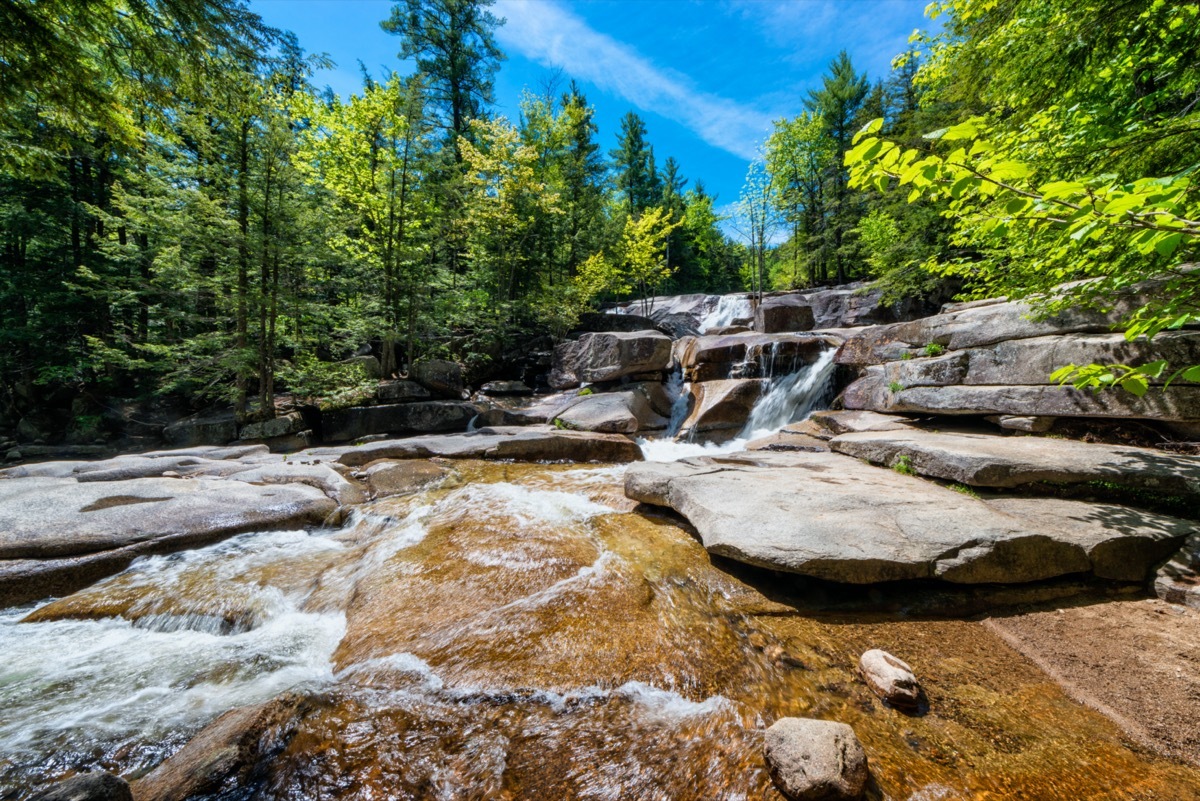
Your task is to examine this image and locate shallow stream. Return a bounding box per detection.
[3,356,1200,798]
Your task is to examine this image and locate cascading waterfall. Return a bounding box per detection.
[663,367,691,439]
[739,348,838,440]
[698,294,753,333]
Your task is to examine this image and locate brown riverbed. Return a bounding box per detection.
[7,460,1200,799]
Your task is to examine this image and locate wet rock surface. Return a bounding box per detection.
[625,450,1191,584]
[763,717,868,800]
[26,772,132,801]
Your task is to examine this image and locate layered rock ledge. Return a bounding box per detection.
[625,449,1191,585]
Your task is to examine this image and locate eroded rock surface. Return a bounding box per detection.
[334,425,643,466]
[625,450,1190,585]
[829,428,1200,496]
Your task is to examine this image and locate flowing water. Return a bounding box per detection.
[4,375,1200,798]
[699,294,754,333]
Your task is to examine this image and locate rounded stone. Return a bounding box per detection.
[859,648,921,709]
[763,717,868,800]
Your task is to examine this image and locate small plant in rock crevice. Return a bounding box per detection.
[888,381,905,394]
[900,352,914,360]
[923,343,945,357]
[893,454,916,475]
[949,482,980,498]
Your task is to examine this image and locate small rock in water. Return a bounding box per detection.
[859,648,921,709]
[764,717,868,800]
[27,772,133,801]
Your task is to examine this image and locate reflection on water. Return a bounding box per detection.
[3,460,1200,799]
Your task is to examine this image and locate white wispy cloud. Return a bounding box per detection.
[493,0,774,161]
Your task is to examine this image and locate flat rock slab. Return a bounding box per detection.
[1156,534,1200,609]
[829,429,1200,496]
[0,476,335,605]
[624,450,1190,585]
[336,425,643,467]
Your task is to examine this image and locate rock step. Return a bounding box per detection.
[829,428,1200,496]
[625,450,1191,585]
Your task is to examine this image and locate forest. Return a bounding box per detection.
[1,0,1198,429]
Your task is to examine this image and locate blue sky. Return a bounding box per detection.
[250,0,933,209]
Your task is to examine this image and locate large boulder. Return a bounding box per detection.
[376,379,431,403]
[763,717,869,801]
[553,384,671,434]
[321,401,479,443]
[676,379,768,440]
[550,331,673,388]
[624,450,1190,585]
[829,428,1200,496]
[410,359,464,399]
[0,475,335,605]
[335,425,643,466]
[754,296,815,334]
[364,460,453,498]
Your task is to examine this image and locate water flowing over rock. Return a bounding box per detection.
[624,450,1190,585]
[131,694,313,801]
[763,717,869,801]
[859,649,921,710]
[27,772,132,801]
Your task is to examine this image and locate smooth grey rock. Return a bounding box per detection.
[570,311,660,335]
[27,772,132,801]
[755,296,816,334]
[575,331,673,384]
[376,379,431,403]
[336,425,643,467]
[322,401,479,443]
[229,461,366,506]
[843,371,1200,422]
[554,386,670,434]
[475,390,587,426]
[763,717,868,801]
[829,429,1200,496]
[806,410,914,439]
[859,649,921,709]
[410,359,464,398]
[1155,534,1200,609]
[624,450,1189,585]
[549,338,586,389]
[0,477,335,605]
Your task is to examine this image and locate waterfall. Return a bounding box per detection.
[663,367,690,439]
[740,348,837,440]
[699,294,753,333]
[638,346,838,462]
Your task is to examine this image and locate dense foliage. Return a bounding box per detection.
[845,0,1200,387]
[0,0,737,425]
